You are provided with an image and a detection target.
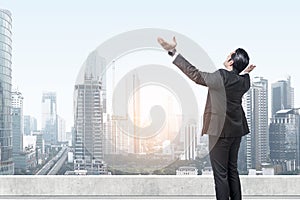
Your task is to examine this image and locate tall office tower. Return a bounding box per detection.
[105,117,115,154]
[183,123,197,160]
[32,131,45,154]
[57,115,66,142]
[238,93,252,173]
[12,90,37,174]
[0,9,13,174]
[11,90,24,154]
[11,89,23,107]
[271,76,294,116]
[41,92,58,145]
[287,76,294,109]
[24,115,37,136]
[71,127,76,148]
[132,73,141,154]
[269,109,300,173]
[106,70,141,155]
[106,114,131,155]
[74,75,104,172]
[74,51,107,174]
[239,77,268,171]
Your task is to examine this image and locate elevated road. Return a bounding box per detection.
[36,147,68,175]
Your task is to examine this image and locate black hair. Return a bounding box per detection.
[231,48,249,73]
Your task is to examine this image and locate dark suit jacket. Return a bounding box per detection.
[173,54,250,137]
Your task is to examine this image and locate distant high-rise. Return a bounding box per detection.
[105,71,141,155]
[57,115,66,142]
[12,90,24,154]
[24,115,37,136]
[12,90,38,174]
[41,92,58,145]
[0,9,14,174]
[271,76,294,116]
[107,112,132,155]
[269,109,300,173]
[32,131,45,155]
[12,89,23,108]
[183,123,197,160]
[132,73,141,154]
[239,77,268,171]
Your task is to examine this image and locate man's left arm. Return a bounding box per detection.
[172,53,224,89]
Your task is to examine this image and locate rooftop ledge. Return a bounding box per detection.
[0,175,300,199]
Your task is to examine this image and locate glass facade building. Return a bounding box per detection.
[12,90,23,155]
[271,77,294,116]
[269,109,300,173]
[74,51,107,174]
[24,115,37,136]
[74,76,105,173]
[0,9,13,174]
[239,77,268,172]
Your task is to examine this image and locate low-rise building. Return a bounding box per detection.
[176,166,198,175]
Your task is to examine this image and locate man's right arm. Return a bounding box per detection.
[243,73,251,91]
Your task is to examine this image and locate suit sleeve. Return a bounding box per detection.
[242,73,251,92]
[173,54,224,89]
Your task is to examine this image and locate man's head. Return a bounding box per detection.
[224,48,249,73]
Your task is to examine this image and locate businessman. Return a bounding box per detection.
[158,37,255,200]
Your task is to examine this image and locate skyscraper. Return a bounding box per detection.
[57,115,66,142]
[74,75,105,173]
[11,89,24,154]
[0,9,13,174]
[271,76,294,116]
[269,109,300,173]
[41,92,58,145]
[12,90,38,174]
[132,73,141,154]
[24,115,37,136]
[74,51,107,174]
[239,77,268,171]
[183,123,197,160]
[105,70,141,155]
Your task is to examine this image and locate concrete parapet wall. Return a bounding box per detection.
[0,175,299,199]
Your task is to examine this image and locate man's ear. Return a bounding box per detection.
[229,60,234,66]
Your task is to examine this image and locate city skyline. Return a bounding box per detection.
[1,2,300,177]
[0,1,300,131]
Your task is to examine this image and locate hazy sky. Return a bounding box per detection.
[1,0,300,130]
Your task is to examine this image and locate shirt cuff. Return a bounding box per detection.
[172,52,179,61]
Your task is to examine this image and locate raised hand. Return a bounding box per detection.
[157,36,177,51]
[243,64,256,73]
